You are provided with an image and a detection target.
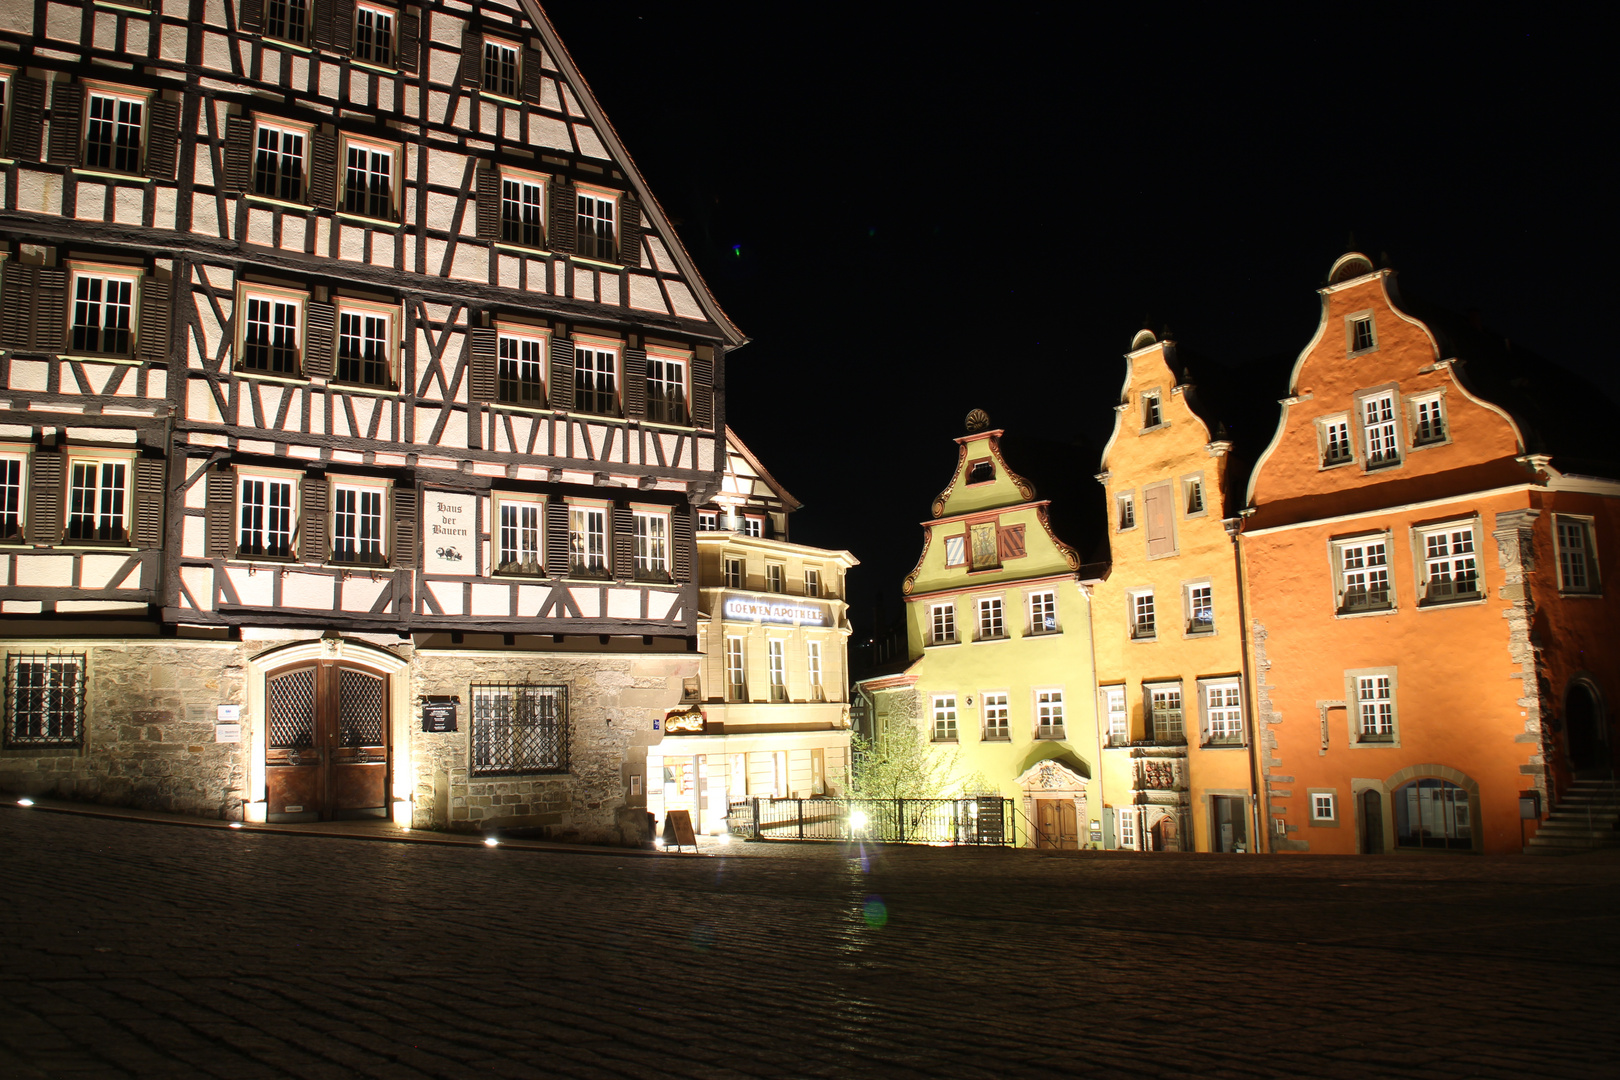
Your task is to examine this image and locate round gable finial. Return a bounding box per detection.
[1328,252,1376,284]
[965,409,990,433]
[1131,329,1157,351]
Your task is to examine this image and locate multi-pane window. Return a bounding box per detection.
[633,511,668,578]
[337,307,391,387]
[742,516,763,538]
[804,568,822,597]
[568,505,607,575]
[807,642,822,697]
[238,476,294,558]
[265,0,309,43]
[931,695,957,741]
[1117,493,1136,530]
[85,91,144,173]
[343,141,393,219]
[1118,808,1136,849]
[497,330,545,404]
[1350,316,1375,353]
[929,602,956,645]
[760,563,782,593]
[501,176,544,247]
[1312,793,1336,822]
[254,123,305,201]
[976,596,1004,640]
[1339,539,1391,611]
[1204,681,1243,744]
[1322,417,1353,466]
[1555,517,1600,594]
[1149,685,1184,741]
[724,638,745,701]
[768,640,786,701]
[242,293,301,374]
[5,654,86,748]
[576,193,617,261]
[1394,779,1472,850]
[697,510,719,532]
[1421,525,1479,601]
[70,272,135,356]
[1357,675,1394,741]
[332,484,385,564]
[1132,591,1156,638]
[0,456,23,539]
[1186,584,1214,633]
[1413,396,1446,445]
[353,4,395,66]
[1035,689,1064,738]
[1362,393,1400,466]
[483,38,519,97]
[1106,686,1127,745]
[723,557,743,588]
[646,354,687,423]
[496,499,542,575]
[1184,478,1204,514]
[982,692,1009,739]
[1142,392,1162,428]
[66,460,127,542]
[574,347,618,415]
[470,684,566,775]
[1029,591,1057,634]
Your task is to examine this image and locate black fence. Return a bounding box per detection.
[728,796,1017,846]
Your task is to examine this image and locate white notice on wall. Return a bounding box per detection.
[217,705,240,723]
[424,492,476,575]
[215,723,241,743]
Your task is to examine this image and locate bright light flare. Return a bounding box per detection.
[483,837,500,847]
[16,798,34,807]
[849,810,869,830]
[228,822,243,829]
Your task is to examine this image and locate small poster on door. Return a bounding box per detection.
[424,492,476,574]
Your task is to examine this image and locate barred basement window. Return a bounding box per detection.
[85,90,145,173]
[5,653,86,748]
[471,684,567,775]
[353,4,395,66]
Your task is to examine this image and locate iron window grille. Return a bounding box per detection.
[5,653,87,748]
[471,684,568,775]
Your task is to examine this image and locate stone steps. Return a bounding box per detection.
[1526,781,1620,854]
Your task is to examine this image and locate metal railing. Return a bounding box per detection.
[728,796,1016,846]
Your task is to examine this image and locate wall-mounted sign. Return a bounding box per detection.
[422,699,458,733]
[216,705,241,723]
[723,594,826,626]
[215,722,241,743]
[664,705,705,734]
[424,492,475,574]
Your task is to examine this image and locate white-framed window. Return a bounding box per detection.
[1356,673,1395,743]
[724,637,745,701]
[929,602,957,645]
[1320,414,1354,467]
[66,456,130,543]
[69,266,138,357]
[500,169,546,249]
[238,473,296,558]
[336,299,395,388]
[341,135,397,220]
[723,556,743,589]
[1183,477,1205,515]
[1335,535,1393,612]
[645,350,688,424]
[352,4,396,67]
[1312,791,1337,822]
[765,563,784,593]
[494,494,543,575]
[264,0,310,44]
[1185,582,1214,633]
[1201,678,1244,745]
[568,503,607,575]
[944,534,966,567]
[1028,590,1057,634]
[331,480,387,564]
[1131,589,1156,639]
[1148,683,1184,741]
[1555,516,1600,595]
[1417,521,1480,602]
[482,35,520,98]
[807,641,823,700]
[931,694,957,741]
[238,283,305,375]
[1117,492,1137,531]
[1411,393,1447,446]
[1361,392,1400,467]
[697,510,719,532]
[1118,807,1137,849]
[982,691,1009,740]
[573,342,619,415]
[976,596,1005,640]
[576,189,618,262]
[804,567,822,597]
[497,324,547,405]
[1142,391,1162,429]
[767,639,786,702]
[0,452,26,541]
[253,119,308,202]
[1105,686,1127,745]
[84,86,147,173]
[1347,312,1376,355]
[633,509,668,579]
[741,515,763,538]
[1035,688,1064,738]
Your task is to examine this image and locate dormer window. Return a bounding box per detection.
[967,459,994,484]
[1142,392,1162,429]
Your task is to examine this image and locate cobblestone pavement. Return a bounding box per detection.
[3,807,1618,1079]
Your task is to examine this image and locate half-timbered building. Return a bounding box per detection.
[0,0,744,842]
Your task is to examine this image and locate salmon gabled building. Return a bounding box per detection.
[1241,253,1620,855]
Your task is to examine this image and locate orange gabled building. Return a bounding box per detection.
[1241,253,1620,855]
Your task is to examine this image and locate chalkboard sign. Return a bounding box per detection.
[662,809,698,851]
[422,700,457,733]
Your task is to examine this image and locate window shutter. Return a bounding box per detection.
[522,47,543,102]
[548,178,575,255]
[136,277,172,364]
[298,478,329,562]
[672,504,693,583]
[460,26,483,86]
[223,115,255,193]
[689,356,713,428]
[303,300,335,379]
[308,132,338,208]
[622,348,647,420]
[996,524,1026,561]
[46,81,82,168]
[544,499,569,578]
[33,269,68,353]
[474,167,500,241]
[612,504,634,579]
[391,486,417,569]
[548,335,574,410]
[132,458,166,549]
[144,99,181,181]
[617,194,643,268]
[396,13,420,73]
[0,263,37,351]
[468,326,497,401]
[206,470,236,557]
[1143,483,1175,557]
[239,0,264,33]
[26,450,64,546]
[6,77,46,162]
[313,0,352,50]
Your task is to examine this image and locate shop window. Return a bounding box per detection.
[470,683,567,775]
[1393,779,1472,850]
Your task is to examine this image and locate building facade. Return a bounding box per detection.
[0,0,745,842]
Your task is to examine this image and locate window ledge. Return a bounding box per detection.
[980,736,1011,743]
[925,639,960,649]
[1557,590,1605,600]
[973,633,1011,643]
[54,544,137,552]
[1199,741,1248,750]
[1334,606,1397,619]
[1130,633,1158,644]
[266,38,315,54]
[1416,594,1486,611]
[1027,628,1063,637]
[351,59,400,76]
[73,169,152,184]
[1184,627,1216,638]
[1140,422,1171,435]
[1351,737,1400,749]
[931,739,959,745]
[1409,438,1450,452]
[1319,457,1357,471]
[336,211,401,229]
[494,242,553,257]
[58,353,142,366]
[234,369,308,386]
[246,194,313,212]
[569,254,623,271]
[479,90,524,107]
[1034,732,1067,741]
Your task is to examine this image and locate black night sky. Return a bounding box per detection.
[547,3,1616,639]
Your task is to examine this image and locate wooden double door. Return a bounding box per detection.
[1034,798,1079,849]
[265,661,390,822]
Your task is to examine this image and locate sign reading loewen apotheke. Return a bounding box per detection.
[723,594,827,626]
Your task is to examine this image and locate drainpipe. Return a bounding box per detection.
[1229,513,1265,853]
[1082,578,1106,849]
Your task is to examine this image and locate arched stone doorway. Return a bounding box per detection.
[1016,759,1087,849]
[1565,680,1609,776]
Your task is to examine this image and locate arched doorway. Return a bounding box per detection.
[1391,778,1472,851]
[265,660,390,822]
[1565,681,1608,776]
